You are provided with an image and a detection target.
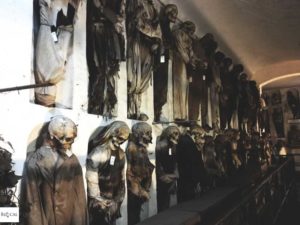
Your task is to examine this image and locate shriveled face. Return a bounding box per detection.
[140,128,152,147]
[166,126,180,145]
[234,132,240,141]
[132,122,152,147]
[112,126,130,149]
[165,4,178,23]
[190,126,205,145]
[53,127,77,151]
[185,22,196,36]
[225,129,240,142]
[48,116,77,151]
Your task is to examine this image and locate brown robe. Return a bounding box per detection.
[126,141,154,225]
[126,0,162,119]
[20,146,88,225]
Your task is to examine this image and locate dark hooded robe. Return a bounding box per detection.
[86,121,128,225]
[176,134,207,202]
[155,135,178,212]
[86,144,126,225]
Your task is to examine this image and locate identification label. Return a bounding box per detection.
[51,32,58,43]
[0,207,19,223]
[110,156,116,165]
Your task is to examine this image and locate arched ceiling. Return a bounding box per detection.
[166,0,300,86]
[261,73,300,90]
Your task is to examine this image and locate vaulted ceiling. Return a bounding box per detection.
[167,0,300,88]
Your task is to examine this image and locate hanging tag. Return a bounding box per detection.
[110,156,116,166]
[51,32,58,43]
[189,77,193,83]
[169,148,172,156]
[203,75,206,81]
[160,55,165,63]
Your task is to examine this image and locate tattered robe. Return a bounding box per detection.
[126,141,154,225]
[153,6,174,121]
[86,0,125,116]
[126,0,162,118]
[155,137,178,212]
[172,27,194,120]
[86,144,126,225]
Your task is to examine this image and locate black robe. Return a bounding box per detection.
[87,0,125,116]
[176,134,207,202]
[155,138,178,212]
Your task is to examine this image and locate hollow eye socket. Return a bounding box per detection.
[118,137,126,144]
[58,136,73,142]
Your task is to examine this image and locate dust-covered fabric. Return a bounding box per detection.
[34,0,78,108]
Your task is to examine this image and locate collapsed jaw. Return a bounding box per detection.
[138,136,152,148]
[169,137,179,146]
[112,140,121,149]
[112,134,129,149]
[61,144,72,151]
[52,136,74,152]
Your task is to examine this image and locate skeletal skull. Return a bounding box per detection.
[48,116,77,151]
[162,126,180,145]
[182,21,196,36]
[190,125,205,146]
[165,4,178,23]
[259,97,267,109]
[224,129,240,142]
[110,122,130,149]
[132,122,152,147]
